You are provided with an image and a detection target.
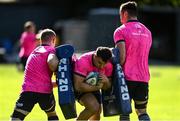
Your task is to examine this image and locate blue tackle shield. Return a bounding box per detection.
[102,48,132,116]
[56,44,77,119]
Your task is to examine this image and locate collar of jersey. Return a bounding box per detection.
[41,44,50,46]
[127,19,139,23]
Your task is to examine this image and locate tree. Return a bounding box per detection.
[138,0,180,7]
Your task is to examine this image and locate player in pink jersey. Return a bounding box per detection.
[73,47,113,121]
[11,29,59,121]
[113,1,152,121]
[18,21,36,71]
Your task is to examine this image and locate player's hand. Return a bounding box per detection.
[99,73,111,90]
[99,73,109,84]
[95,82,103,89]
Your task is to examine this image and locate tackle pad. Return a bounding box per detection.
[56,44,77,119]
[102,48,132,116]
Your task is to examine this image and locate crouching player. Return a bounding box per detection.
[10,29,59,121]
[73,47,113,121]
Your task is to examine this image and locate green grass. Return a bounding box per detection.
[0,64,180,121]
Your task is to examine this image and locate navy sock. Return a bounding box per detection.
[138,113,150,121]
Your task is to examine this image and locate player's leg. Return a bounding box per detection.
[38,92,59,121]
[89,107,101,121]
[11,109,29,121]
[89,91,102,121]
[46,111,59,121]
[20,57,28,71]
[134,100,150,121]
[77,93,101,121]
[134,82,150,121]
[10,92,36,120]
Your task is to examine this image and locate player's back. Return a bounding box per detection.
[116,21,152,82]
[22,45,55,93]
[124,21,152,59]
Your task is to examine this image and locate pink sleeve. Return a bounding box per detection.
[113,27,124,44]
[50,48,56,54]
[104,62,113,77]
[74,59,90,77]
[46,46,55,54]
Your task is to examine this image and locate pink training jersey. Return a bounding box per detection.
[22,45,55,93]
[114,20,152,83]
[19,32,36,58]
[74,51,113,78]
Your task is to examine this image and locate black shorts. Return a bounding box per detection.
[20,56,28,70]
[126,80,149,101]
[75,91,101,104]
[14,91,56,113]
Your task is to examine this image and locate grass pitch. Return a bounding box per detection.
[0,64,180,121]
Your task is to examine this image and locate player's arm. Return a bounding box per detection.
[47,53,59,72]
[99,74,112,90]
[47,54,59,88]
[115,41,126,65]
[52,81,58,87]
[73,73,103,92]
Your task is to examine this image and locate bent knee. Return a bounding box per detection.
[88,103,101,114]
[135,100,148,109]
[134,100,148,115]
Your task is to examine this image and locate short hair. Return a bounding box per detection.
[40,29,56,42]
[96,47,112,63]
[120,1,138,17]
[24,21,35,30]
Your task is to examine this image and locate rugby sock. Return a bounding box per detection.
[138,113,150,121]
[119,114,130,121]
[48,115,59,121]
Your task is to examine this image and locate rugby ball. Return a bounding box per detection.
[85,72,100,86]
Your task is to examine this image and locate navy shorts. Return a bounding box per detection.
[126,80,149,101]
[14,91,56,113]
